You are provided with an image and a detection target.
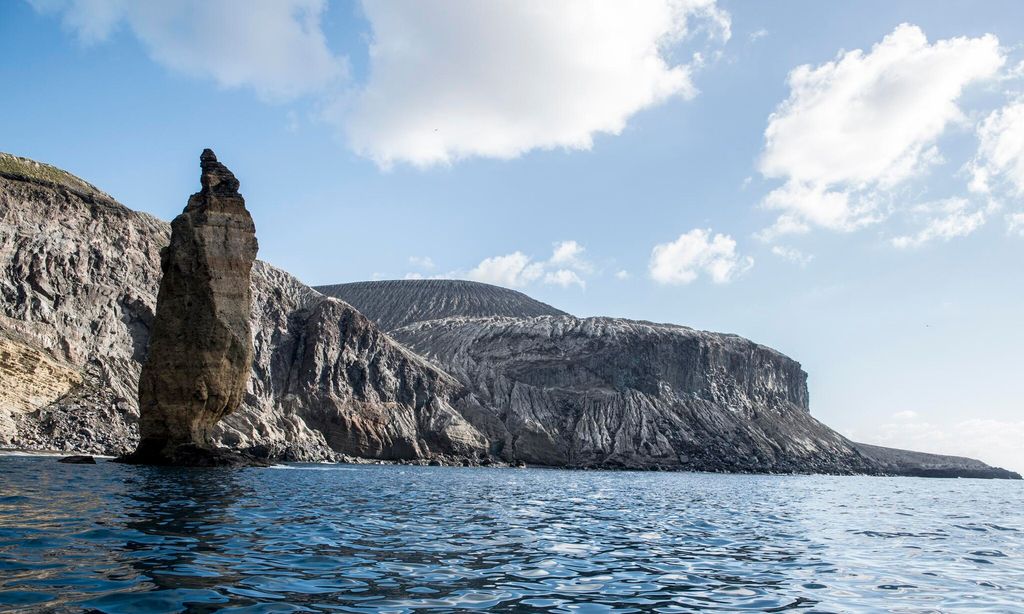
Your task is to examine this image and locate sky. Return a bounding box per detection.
[2,0,1023,472]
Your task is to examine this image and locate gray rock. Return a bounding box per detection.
[0,152,485,463]
[316,279,567,331]
[853,442,1021,479]
[1,153,1018,479]
[390,315,872,473]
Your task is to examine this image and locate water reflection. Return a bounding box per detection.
[87,467,248,612]
[0,457,1022,612]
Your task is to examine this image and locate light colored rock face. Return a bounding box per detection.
[135,150,258,458]
[0,333,82,415]
[391,315,871,473]
[0,156,486,461]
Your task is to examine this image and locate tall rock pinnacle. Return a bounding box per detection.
[128,149,258,464]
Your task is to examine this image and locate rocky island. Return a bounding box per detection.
[0,151,1018,478]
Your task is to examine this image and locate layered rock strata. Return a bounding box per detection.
[0,153,485,463]
[1,153,1019,478]
[128,150,258,464]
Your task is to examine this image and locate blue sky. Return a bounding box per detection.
[3,0,1023,471]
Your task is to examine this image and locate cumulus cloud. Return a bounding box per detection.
[969,98,1024,195]
[344,0,730,167]
[758,24,1004,239]
[549,240,594,274]
[770,245,813,267]
[466,240,595,289]
[891,198,993,248]
[858,417,1024,474]
[614,270,630,280]
[29,0,346,101]
[649,229,752,285]
[467,252,544,288]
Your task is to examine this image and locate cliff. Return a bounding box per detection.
[1,152,1017,478]
[322,280,1022,479]
[0,153,485,462]
[388,315,868,472]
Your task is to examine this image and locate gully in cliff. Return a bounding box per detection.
[118,150,264,467]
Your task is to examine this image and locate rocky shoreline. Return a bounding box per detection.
[1,151,1019,479]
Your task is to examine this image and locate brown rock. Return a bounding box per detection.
[128,149,258,463]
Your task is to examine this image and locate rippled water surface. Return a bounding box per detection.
[1,456,1022,612]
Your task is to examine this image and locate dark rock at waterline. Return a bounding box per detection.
[853,443,1021,480]
[116,443,269,468]
[58,455,95,464]
[132,150,258,463]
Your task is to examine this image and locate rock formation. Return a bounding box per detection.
[125,150,258,464]
[0,152,1019,478]
[323,280,1023,479]
[0,152,485,464]
[386,315,869,473]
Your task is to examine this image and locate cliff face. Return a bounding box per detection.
[1,153,1018,478]
[390,315,872,473]
[0,154,485,462]
[316,279,568,331]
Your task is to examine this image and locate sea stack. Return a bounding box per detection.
[124,149,258,465]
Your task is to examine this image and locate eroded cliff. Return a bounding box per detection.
[1,153,1017,478]
[0,153,486,462]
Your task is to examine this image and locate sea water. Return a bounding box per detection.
[1,455,1022,612]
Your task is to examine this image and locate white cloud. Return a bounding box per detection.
[858,417,1024,474]
[891,198,991,248]
[614,270,630,280]
[969,98,1024,195]
[649,229,752,285]
[466,240,595,289]
[344,0,730,167]
[29,0,346,101]
[467,252,544,288]
[1008,212,1024,236]
[892,410,918,421]
[770,245,813,266]
[749,28,768,43]
[408,255,436,270]
[759,24,1004,238]
[549,240,594,273]
[544,269,586,289]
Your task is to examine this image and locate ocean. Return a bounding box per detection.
[1,455,1021,612]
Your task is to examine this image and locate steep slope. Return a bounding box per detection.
[391,315,877,473]
[2,152,1017,477]
[332,278,1018,478]
[0,153,486,461]
[316,279,568,330]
